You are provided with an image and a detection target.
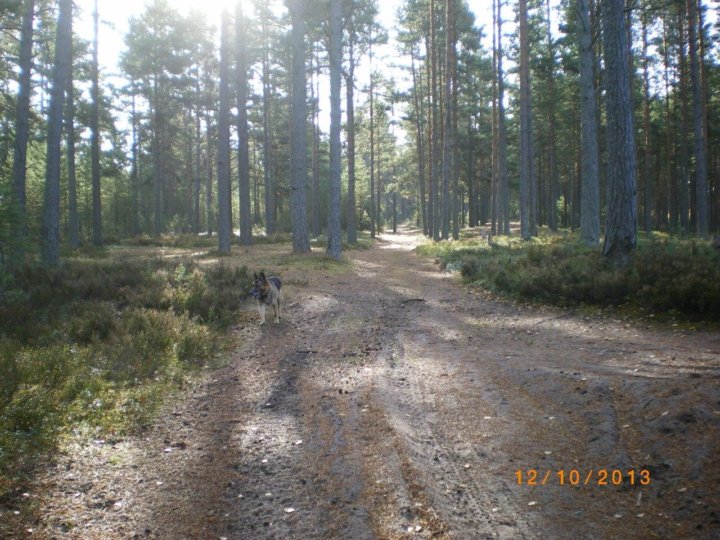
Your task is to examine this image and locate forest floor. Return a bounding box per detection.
[16,226,720,539]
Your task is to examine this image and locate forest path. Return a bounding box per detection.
[31,227,720,539]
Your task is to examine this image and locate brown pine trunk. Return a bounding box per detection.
[686,0,708,238]
[41,0,72,266]
[601,0,637,264]
[91,0,102,245]
[217,9,233,253]
[12,0,35,255]
[236,1,252,245]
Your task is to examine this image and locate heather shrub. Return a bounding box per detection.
[426,235,720,319]
[0,254,248,495]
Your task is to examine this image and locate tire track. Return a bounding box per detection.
[375,340,536,539]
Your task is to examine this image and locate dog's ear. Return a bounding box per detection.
[253,272,258,279]
[260,271,266,281]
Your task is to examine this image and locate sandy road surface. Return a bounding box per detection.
[27,228,720,539]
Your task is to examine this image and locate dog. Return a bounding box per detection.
[251,272,283,324]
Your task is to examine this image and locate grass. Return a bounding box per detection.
[0,252,250,497]
[418,232,720,322]
[0,229,361,501]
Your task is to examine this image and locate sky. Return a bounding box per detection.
[74,0,504,78]
[71,0,515,140]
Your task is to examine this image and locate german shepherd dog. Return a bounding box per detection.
[251,272,283,324]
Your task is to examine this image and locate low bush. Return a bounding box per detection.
[423,235,720,319]
[0,255,249,496]
[119,234,216,249]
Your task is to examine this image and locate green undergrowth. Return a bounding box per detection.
[0,255,249,496]
[419,234,720,321]
[117,232,295,249]
[310,233,373,251]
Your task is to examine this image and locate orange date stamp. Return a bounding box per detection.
[515,468,651,486]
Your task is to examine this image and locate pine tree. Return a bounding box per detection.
[65,66,80,248]
[217,8,232,254]
[577,0,600,245]
[91,0,103,246]
[686,0,708,238]
[601,0,637,263]
[518,0,534,240]
[41,0,73,266]
[11,0,35,259]
[288,0,311,252]
[326,0,343,259]
[236,1,252,245]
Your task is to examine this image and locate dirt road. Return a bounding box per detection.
[31,228,720,539]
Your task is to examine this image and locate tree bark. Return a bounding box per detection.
[193,76,201,235]
[641,7,652,234]
[491,0,498,237]
[236,1,252,245]
[546,0,558,232]
[11,0,35,254]
[288,0,311,252]
[442,0,455,241]
[369,42,377,238]
[430,0,441,240]
[410,46,428,237]
[262,14,275,236]
[311,47,321,238]
[130,88,141,236]
[65,62,80,248]
[41,0,72,266]
[601,0,637,264]
[678,6,690,233]
[345,40,357,244]
[577,0,600,244]
[519,0,533,240]
[326,0,342,259]
[217,9,233,254]
[497,0,509,235]
[205,112,214,235]
[91,0,103,245]
[686,0,708,238]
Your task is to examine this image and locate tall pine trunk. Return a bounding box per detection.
[545,0,558,232]
[326,0,342,259]
[91,0,103,245]
[578,0,600,245]
[641,8,653,234]
[497,0,509,235]
[441,0,455,240]
[430,0,441,240]
[262,15,275,236]
[205,112,214,235]
[193,76,201,235]
[519,0,533,240]
[678,6,690,233]
[152,82,163,234]
[491,0,498,236]
[12,0,36,257]
[65,73,80,248]
[288,0,311,252]
[311,48,321,238]
[369,43,377,238]
[217,9,232,254]
[130,88,141,236]
[410,47,428,237]
[236,2,252,245]
[686,0,708,238]
[345,41,357,244]
[601,0,637,264]
[41,0,72,266]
